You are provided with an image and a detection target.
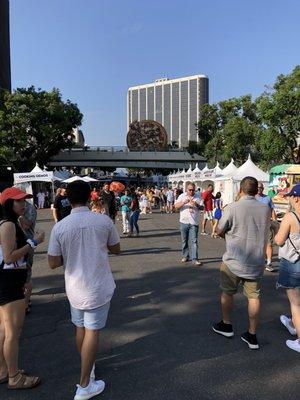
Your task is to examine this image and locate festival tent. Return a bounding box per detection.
[221,159,238,176]
[232,155,269,183]
[214,162,223,177]
[214,155,269,205]
[14,164,63,200]
[192,163,202,187]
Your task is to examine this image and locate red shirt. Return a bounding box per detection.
[90,191,99,201]
[202,190,213,211]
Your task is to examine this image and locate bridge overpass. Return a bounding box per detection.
[49,147,206,170]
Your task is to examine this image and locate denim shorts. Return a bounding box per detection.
[277,258,300,289]
[70,301,110,330]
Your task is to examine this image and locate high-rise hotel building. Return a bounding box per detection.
[127,75,209,148]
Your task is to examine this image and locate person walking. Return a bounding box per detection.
[37,190,45,209]
[174,182,203,266]
[120,189,132,234]
[52,188,72,223]
[140,191,148,214]
[256,182,278,272]
[129,192,141,237]
[99,182,117,222]
[48,180,120,399]
[201,184,214,235]
[211,192,223,238]
[212,177,270,350]
[274,184,300,353]
[18,200,37,314]
[0,187,44,390]
[166,188,175,214]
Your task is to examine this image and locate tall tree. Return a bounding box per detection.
[256,66,300,164]
[0,86,82,171]
[197,95,259,166]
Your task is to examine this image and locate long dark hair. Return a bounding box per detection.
[0,199,27,247]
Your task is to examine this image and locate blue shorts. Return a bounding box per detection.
[277,258,300,289]
[70,302,110,330]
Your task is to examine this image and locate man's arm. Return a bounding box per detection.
[216,207,231,238]
[174,195,189,210]
[48,255,63,269]
[108,243,121,254]
[52,207,58,222]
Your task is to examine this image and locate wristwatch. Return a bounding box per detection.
[26,238,38,249]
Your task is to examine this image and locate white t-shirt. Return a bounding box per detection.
[48,206,119,310]
[175,193,202,225]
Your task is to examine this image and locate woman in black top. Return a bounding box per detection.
[0,187,44,389]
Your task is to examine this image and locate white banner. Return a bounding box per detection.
[14,171,54,184]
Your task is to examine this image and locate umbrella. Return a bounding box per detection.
[110,181,125,193]
[82,176,99,182]
[62,175,82,183]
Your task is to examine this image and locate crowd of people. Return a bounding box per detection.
[0,177,299,399]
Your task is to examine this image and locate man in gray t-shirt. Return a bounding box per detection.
[212,177,270,350]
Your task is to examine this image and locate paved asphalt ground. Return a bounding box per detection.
[1,209,299,400]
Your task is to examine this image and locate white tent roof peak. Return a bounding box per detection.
[202,164,209,172]
[186,164,192,173]
[222,159,238,177]
[193,163,201,172]
[214,162,223,176]
[232,157,269,182]
[31,163,44,173]
[181,169,186,174]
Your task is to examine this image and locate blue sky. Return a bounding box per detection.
[10,0,300,146]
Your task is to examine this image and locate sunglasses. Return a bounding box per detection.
[187,188,195,191]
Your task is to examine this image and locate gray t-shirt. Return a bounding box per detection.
[218,195,271,279]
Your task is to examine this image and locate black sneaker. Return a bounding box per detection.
[241,331,259,349]
[212,320,234,338]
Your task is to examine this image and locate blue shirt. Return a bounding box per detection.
[120,195,132,212]
[256,194,274,209]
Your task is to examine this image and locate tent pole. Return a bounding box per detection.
[51,180,55,203]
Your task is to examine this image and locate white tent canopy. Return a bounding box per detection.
[232,155,269,182]
[14,163,61,184]
[168,155,270,205]
[222,158,238,177]
[214,162,223,177]
[214,155,269,204]
[62,175,99,183]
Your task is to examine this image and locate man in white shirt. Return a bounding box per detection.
[175,182,203,266]
[48,180,120,400]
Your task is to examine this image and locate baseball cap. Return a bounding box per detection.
[284,184,300,197]
[0,187,33,205]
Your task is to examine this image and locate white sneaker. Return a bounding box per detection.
[286,339,300,353]
[280,315,297,335]
[74,379,105,400]
[90,364,95,380]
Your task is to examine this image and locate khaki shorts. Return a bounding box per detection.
[220,262,261,299]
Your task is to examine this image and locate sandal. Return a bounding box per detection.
[0,375,8,384]
[0,369,26,384]
[7,371,40,390]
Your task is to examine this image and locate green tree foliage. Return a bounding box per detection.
[197,95,260,165]
[256,65,300,164]
[0,86,82,171]
[197,66,300,167]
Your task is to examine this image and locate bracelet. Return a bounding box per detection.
[26,239,37,249]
